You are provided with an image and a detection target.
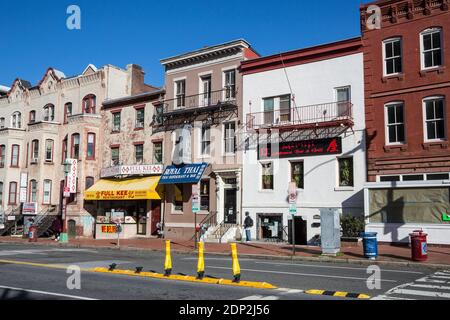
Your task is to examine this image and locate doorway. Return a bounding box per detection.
[224,188,237,224]
[257,213,283,242]
[150,201,161,236]
[68,219,77,238]
[288,217,307,245]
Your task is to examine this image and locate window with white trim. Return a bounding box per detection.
[224,69,236,100]
[224,122,236,154]
[45,139,53,162]
[201,126,211,156]
[421,28,443,69]
[175,80,186,108]
[43,104,55,122]
[43,180,52,204]
[383,38,402,75]
[11,112,21,129]
[385,102,405,144]
[261,162,274,190]
[424,97,446,141]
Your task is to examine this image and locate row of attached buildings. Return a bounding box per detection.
[0,0,449,244]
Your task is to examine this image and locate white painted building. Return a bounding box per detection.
[241,38,366,244]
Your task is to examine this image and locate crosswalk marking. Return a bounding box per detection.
[239,295,280,300]
[373,270,450,300]
[390,288,450,299]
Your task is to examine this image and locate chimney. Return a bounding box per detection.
[126,64,145,95]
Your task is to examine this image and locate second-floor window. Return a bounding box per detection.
[224,122,236,154]
[0,145,5,168]
[45,139,54,162]
[385,102,405,144]
[111,147,120,166]
[261,162,274,190]
[263,95,291,124]
[31,140,39,163]
[29,180,37,203]
[383,38,402,75]
[338,157,354,187]
[175,80,186,108]
[64,103,72,123]
[83,94,96,114]
[336,86,351,117]
[135,108,145,128]
[0,117,5,129]
[62,136,68,163]
[424,97,446,141]
[71,134,80,159]
[224,69,236,100]
[29,111,36,123]
[11,145,19,167]
[153,142,163,164]
[8,182,17,205]
[201,126,211,156]
[421,28,443,69]
[135,144,144,164]
[87,133,96,160]
[43,104,55,121]
[43,180,52,204]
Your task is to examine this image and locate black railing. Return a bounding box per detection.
[163,88,238,113]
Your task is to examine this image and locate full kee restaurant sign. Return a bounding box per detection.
[101,165,164,178]
[258,137,342,160]
[88,190,149,201]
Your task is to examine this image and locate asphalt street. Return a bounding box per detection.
[0,243,447,300]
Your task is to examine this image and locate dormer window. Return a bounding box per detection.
[43,104,55,122]
[83,94,96,114]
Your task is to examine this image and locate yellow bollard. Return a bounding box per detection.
[231,243,241,283]
[164,240,172,277]
[197,242,205,280]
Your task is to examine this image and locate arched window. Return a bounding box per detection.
[29,110,36,123]
[87,133,96,160]
[11,112,22,129]
[82,94,96,114]
[43,104,55,122]
[71,133,80,159]
[43,180,52,204]
[31,139,39,163]
[0,117,5,129]
[0,145,5,168]
[45,139,54,162]
[29,180,38,203]
[64,102,72,123]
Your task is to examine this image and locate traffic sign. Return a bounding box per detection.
[289,203,297,215]
[443,214,450,222]
[192,185,200,213]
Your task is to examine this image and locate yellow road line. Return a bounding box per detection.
[0,259,276,290]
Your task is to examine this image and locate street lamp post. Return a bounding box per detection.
[59,160,72,243]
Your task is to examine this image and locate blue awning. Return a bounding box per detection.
[158,163,208,185]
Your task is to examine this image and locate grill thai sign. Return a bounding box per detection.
[258,137,342,160]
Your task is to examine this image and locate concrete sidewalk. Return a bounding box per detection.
[1,236,449,269]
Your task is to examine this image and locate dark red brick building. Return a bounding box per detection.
[361,0,450,182]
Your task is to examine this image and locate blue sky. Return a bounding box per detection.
[0,0,367,88]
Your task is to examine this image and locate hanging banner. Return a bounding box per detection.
[66,159,78,193]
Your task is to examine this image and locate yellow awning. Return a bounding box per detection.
[84,176,161,201]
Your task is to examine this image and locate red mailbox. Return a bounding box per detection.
[410,230,428,262]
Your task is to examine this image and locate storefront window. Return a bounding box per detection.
[174,184,183,211]
[291,162,304,189]
[200,180,210,211]
[261,162,274,190]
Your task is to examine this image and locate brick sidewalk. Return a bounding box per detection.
[1,236,449,267]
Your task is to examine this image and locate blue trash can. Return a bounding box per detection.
[361,232,378,260]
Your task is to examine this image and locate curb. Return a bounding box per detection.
[305,289,371,299]
[1,239,448,270]
[91,267,277,290]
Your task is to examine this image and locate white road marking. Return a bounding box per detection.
[416,277,447,284]
[275,288,304,295]
[409,283,450,291]
[371,295,414,300]
[207,266,397,282]
[0,248,97,256]
[254,261,424,274]
[0,285,98,300]
[429,275,450,280]
[50,260,132,269]
[239,295,280,300]
[389,288,450,299]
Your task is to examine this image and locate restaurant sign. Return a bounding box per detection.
[101,165,164,178]
[159,163,208,185]
[258,137,342,160]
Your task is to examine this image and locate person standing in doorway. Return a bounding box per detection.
[243,212,254,242]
